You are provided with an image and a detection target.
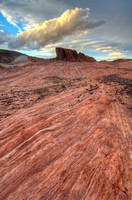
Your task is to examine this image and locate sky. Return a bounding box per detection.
[0,0,132,61]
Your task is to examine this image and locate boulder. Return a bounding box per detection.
[55,47,96,62]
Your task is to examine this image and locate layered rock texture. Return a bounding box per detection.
[0,50,132,200]
[55,47,96,62]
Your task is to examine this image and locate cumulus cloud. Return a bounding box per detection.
[8,7,105,49]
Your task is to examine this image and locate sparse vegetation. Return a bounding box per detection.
[100,74,132,85]
[54,87,59,93]
[61,84,66,89]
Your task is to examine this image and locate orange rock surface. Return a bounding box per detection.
[0,58,132,199]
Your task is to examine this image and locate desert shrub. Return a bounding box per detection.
[61,84,66,89]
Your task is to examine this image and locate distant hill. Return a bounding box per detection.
[0,49,25,64]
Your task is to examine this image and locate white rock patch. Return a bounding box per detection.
[14,55,28,64]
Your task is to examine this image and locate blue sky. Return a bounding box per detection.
[0,0,132,60]
[0,13,23,35]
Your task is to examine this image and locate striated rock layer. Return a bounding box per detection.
[0,56,132,200]
[55,47,96,62]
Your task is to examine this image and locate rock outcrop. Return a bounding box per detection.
[55,47,96,62]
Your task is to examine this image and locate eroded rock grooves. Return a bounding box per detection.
[0,51,132,200]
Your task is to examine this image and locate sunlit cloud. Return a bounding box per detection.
[45,39,92,49]
[45,42,69,48]
[108,52,125,57]
[101,49,113,52]
[101,51,127,61]
[70,39,91,44]
[96,46,113,51]
[8,7,105,49]
[81,41,102,46]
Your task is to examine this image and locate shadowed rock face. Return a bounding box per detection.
[55,47,96,62]
[0,49,24,64]
[0,51,132,200]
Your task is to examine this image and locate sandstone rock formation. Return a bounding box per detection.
[0,50,132,200]
[55,47,96,62]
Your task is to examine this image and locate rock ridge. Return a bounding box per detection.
[55,47,96,62]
